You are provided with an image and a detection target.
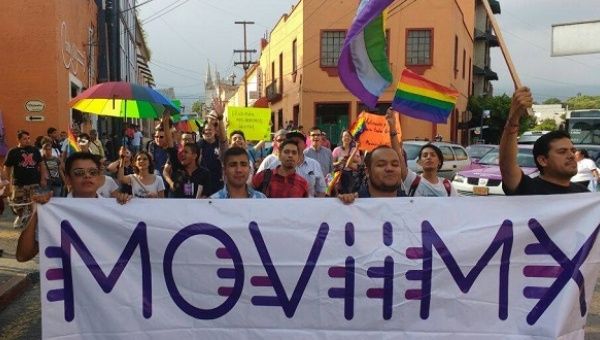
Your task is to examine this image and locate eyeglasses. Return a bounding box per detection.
[154,135,165,139]
[71,168,100,177]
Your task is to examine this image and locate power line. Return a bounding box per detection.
[141,0,192,24]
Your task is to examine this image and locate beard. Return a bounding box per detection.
[369,178,401,193]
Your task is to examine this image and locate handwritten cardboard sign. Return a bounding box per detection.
[227,107,272,141]
[357,111,402,152]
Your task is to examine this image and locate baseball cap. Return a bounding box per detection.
[285,130,306,142]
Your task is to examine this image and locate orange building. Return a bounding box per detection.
[249,0,476,145]
[0,1,98,149]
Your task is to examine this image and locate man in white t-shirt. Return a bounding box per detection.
[131,126,144,154]
[16,152,131,262]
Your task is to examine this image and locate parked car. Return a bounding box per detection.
[466,144,497,162]
[404,141,471,179]
[518,130,550,144]
[452,145,538,196]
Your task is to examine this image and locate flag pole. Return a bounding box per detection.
[481,0,534,116]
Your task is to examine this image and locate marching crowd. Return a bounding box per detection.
[2,89,597,261]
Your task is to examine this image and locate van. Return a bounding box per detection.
[518,130,551,145]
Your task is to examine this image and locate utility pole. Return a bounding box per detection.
[234,21,256,107]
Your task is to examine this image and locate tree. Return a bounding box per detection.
[533,118,557,131]
[565,95,600,110]
[468,94,536,144]
[191,100,203,113]
[542,97,562,105]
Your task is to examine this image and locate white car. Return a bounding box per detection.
[404,141,471,179]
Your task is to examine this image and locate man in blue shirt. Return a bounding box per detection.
[211,147,266,199]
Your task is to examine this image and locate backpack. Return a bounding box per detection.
[408,175,451,197]
[257,169,273,196]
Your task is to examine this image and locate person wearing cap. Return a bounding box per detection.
[257,129,288,173]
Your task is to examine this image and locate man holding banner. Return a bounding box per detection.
[16,152,131,262]
[210,147,266,199]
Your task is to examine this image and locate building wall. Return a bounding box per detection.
[532,104,566,126]
[0,0,98,148]
[259,0,474,144]
[259,1,304,130]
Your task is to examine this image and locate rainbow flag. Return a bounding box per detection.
[326,171,342,197]
[349,116,367,139]
[338,0,394,109]
[392,69,460,124]
[67,129,80,152]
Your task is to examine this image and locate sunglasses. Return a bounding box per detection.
[275,138,285,143]
[154,135,165,139]
[71,168,100,177]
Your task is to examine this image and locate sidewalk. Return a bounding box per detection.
[0,206,39,312]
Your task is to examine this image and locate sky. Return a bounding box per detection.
[137,0,600,110]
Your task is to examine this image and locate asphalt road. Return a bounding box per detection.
[0,283,41,340]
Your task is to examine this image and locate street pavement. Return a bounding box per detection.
[0,201,600,338]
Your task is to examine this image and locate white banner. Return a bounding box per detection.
[38,194,600,339]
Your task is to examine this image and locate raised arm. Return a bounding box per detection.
[211,98,227,142]
[116,147,132,185]
[386,108,407,180]
[499,87,533,192]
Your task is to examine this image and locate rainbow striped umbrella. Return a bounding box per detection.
[68,81,180,119]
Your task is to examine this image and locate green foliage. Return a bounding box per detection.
[467,94,536,144]
[191,100,203,113]
[565,95,600,110]
[542,97,563,105]
[533,118,557,131]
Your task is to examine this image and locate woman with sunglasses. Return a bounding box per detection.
[117,149,165,198]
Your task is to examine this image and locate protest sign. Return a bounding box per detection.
[226,106,271,141]
[356,111,401,151]
[38,194,600,339]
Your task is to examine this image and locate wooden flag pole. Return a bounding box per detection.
[481,0,533,115]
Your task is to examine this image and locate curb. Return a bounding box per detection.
[0,270,39,313]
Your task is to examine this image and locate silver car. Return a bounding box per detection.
[404,141,471,179]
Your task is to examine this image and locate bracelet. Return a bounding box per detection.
[390,131,398,137]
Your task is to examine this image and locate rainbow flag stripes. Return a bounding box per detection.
[349,116,367,139]
[67,129,80,152]
[392,69,459,124]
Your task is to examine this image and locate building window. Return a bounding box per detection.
[462,49,466,79]
[321,30,345,67]
[454,35,459,77]
[292,39,297,73]
[406,29,432,66]
[279,53,283,93]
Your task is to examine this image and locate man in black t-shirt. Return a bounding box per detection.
[4,130,48,227]
[500,87,588,195]
[197,98,229,193]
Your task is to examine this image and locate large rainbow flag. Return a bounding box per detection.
[338,0,394,109]
[392,69,460,124]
